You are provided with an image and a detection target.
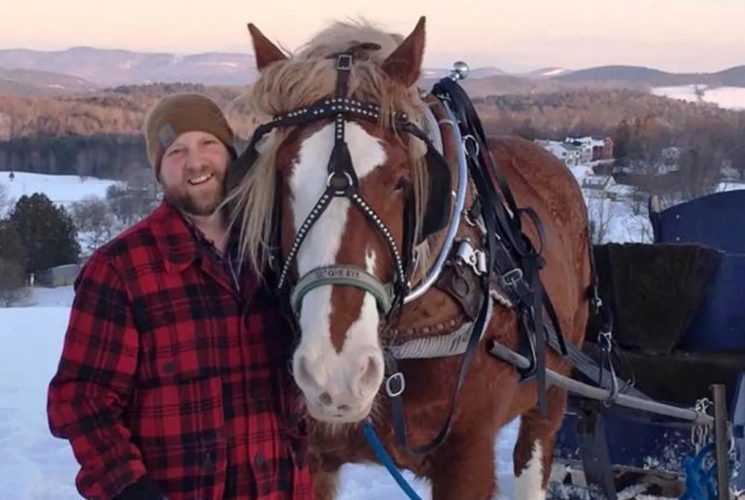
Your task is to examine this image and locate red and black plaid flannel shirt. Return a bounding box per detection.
[47,202,312,500]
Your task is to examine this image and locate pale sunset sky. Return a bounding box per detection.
[1,0,743,73]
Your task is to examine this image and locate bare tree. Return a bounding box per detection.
[106,164,159,225]
[587,198,617,244]
[70,196,119,252]
[0,184,10,218]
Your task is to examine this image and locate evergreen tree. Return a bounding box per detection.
[0,219,27,305]
[9,193,80,275]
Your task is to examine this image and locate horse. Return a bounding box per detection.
[229,17,593,500]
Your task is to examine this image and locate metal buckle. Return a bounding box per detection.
[455,240,487,275]
[385,372,406,398]
[598,330,613,352]
[336,54,353,71]
[463,208,488,237]
[501,268,523,287]
[326,171,354,194]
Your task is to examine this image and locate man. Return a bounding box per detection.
[48,93,312,500]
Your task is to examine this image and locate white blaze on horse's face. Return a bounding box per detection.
[289,121,387,423]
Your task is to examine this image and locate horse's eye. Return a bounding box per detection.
[394,177,410,191]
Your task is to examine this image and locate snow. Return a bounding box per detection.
[652,85,745,111]
[0,296,78,500]
[0,285,520,499]
[717,181,745,193]
[0,164,675,498]
[197,61,240,68]
[0,171,116,209]
[541,68,569,77]
[567,162,652,244]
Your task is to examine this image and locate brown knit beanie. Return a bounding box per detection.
[144,93,235,175]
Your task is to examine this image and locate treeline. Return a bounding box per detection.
[0,82,253,140]
[0,134,146,179]
[475,88,744,139]
[475,88,745,191]
[2,84,744,183]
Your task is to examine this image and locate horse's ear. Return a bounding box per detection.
[247,23,287,71]
[382,16,426,87]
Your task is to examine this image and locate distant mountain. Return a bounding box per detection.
[717,66,745,86]
[554,64,745,87]
[0,47,257,87]
[0,66,96,96]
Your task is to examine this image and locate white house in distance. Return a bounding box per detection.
[535,140,582,165]
[581,174,615,198]
[536,136,614,166]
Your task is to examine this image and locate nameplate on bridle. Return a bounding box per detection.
[313,268,362,280]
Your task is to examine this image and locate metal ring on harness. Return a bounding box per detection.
[463,134,480,158]
[327,171,354,194]
[385,372,406,398]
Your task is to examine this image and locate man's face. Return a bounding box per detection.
[159,130,232,217]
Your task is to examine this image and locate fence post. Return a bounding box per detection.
[711,383,730,499]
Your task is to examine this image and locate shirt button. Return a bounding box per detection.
[253,452,266,470]
[202,452,214,470]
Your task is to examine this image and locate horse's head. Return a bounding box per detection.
[233,17,452,423]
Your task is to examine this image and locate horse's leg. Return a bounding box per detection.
[430,427,500,500]
[513,386,568,500]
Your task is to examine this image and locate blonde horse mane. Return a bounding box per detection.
[228,19,435,278]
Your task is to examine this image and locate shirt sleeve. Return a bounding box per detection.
[47,253,148,500]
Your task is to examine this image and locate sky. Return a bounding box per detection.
[1,0,743,73]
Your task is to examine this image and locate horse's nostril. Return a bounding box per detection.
[319,392,333,406]
[337,404,351,411]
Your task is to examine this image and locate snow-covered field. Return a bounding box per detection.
[0,286,519,499]
[0,171,116,210]
[568,164,653,244]
[0,163,706,498]
[652,85,745,110]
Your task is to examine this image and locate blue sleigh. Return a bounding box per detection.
[553,190,745,497]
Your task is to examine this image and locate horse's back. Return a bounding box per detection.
[487,135,588,235]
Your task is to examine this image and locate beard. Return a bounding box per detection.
[162,169,226,217]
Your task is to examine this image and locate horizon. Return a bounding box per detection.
[1,44,744,76]
[1,0,744,74]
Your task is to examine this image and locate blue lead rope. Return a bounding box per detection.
[361,421,423,500]
[680,443,718,500]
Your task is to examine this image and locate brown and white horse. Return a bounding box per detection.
[230,17,592,500]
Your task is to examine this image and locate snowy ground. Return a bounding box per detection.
[0,161,707,498]
[568,164,653,244]
[0,286,519,499]
[652,85,745,111]
[0,171,116,210]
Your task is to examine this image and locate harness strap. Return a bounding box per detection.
[385,288,491,456]
[433,75,574,415]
